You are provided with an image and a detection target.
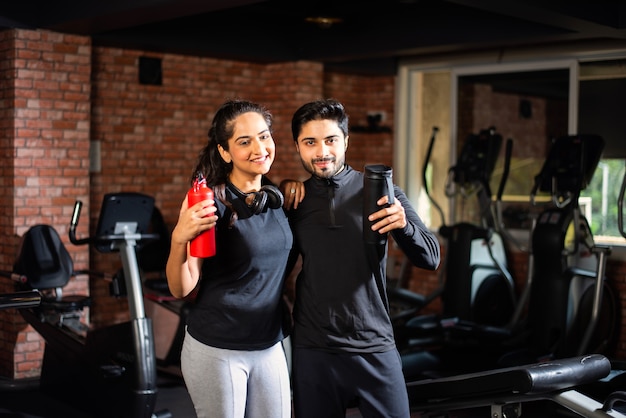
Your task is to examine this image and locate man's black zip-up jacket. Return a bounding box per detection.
[287,165,440,353]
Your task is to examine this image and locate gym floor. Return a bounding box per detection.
[0,373,578,418]
[0,370,193,418]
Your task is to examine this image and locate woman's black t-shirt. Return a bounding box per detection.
[186,184,293,351]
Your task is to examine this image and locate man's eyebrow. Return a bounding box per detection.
[299,133,340,142]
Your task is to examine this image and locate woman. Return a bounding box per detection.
[166,99,292,418]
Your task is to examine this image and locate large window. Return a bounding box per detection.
[396,52,626,250]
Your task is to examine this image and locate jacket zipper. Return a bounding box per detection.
[326,179,336,227]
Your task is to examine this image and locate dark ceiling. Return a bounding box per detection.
[1,0,625,76]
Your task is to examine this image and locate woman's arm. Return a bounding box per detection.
[165,194,217,298]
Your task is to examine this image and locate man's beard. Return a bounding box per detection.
[304,157,344,179]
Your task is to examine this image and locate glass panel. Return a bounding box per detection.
[581,159,626,241]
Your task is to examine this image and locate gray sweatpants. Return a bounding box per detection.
[181,329,291,418]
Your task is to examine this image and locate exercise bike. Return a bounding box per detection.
[1,192,171,418]
[0,290,40,310]
[132,205,187,372]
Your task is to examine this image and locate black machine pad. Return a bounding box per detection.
[407,354,610,402]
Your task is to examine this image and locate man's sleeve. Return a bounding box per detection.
[390,186,441,271]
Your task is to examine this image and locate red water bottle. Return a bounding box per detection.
[187,175,216,258]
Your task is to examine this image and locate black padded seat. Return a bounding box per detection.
[13,225,91,314]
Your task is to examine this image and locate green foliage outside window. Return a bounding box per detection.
[581,159,626,240]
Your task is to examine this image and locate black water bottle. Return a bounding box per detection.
[363,164,395,245]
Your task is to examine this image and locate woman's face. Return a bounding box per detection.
[219,112,275,180]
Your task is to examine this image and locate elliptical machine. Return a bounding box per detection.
[1,192,171,418]
[436,127,516,327]
[403,133,619,382]
[501,133,618,364]
[394,127,517,353]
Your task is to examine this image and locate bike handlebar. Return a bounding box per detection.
[69,200,90,245]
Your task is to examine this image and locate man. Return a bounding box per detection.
[283,99,440,417]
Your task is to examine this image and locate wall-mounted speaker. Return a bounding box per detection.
[519,99,532,119]
[139,56,162,86]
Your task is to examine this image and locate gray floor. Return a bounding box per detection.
[0,369,621,418]
[154,376,196,417]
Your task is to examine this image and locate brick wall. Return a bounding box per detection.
[0,28,20,379]
[0,29,91,378]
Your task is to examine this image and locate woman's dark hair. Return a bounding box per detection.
[192,99,273,186]
[291,99,349,142]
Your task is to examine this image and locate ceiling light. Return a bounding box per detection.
[305,16,343,29]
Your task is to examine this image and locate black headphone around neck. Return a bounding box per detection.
[227,182,284,215]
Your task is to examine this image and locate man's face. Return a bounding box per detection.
[295,119,348,179]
